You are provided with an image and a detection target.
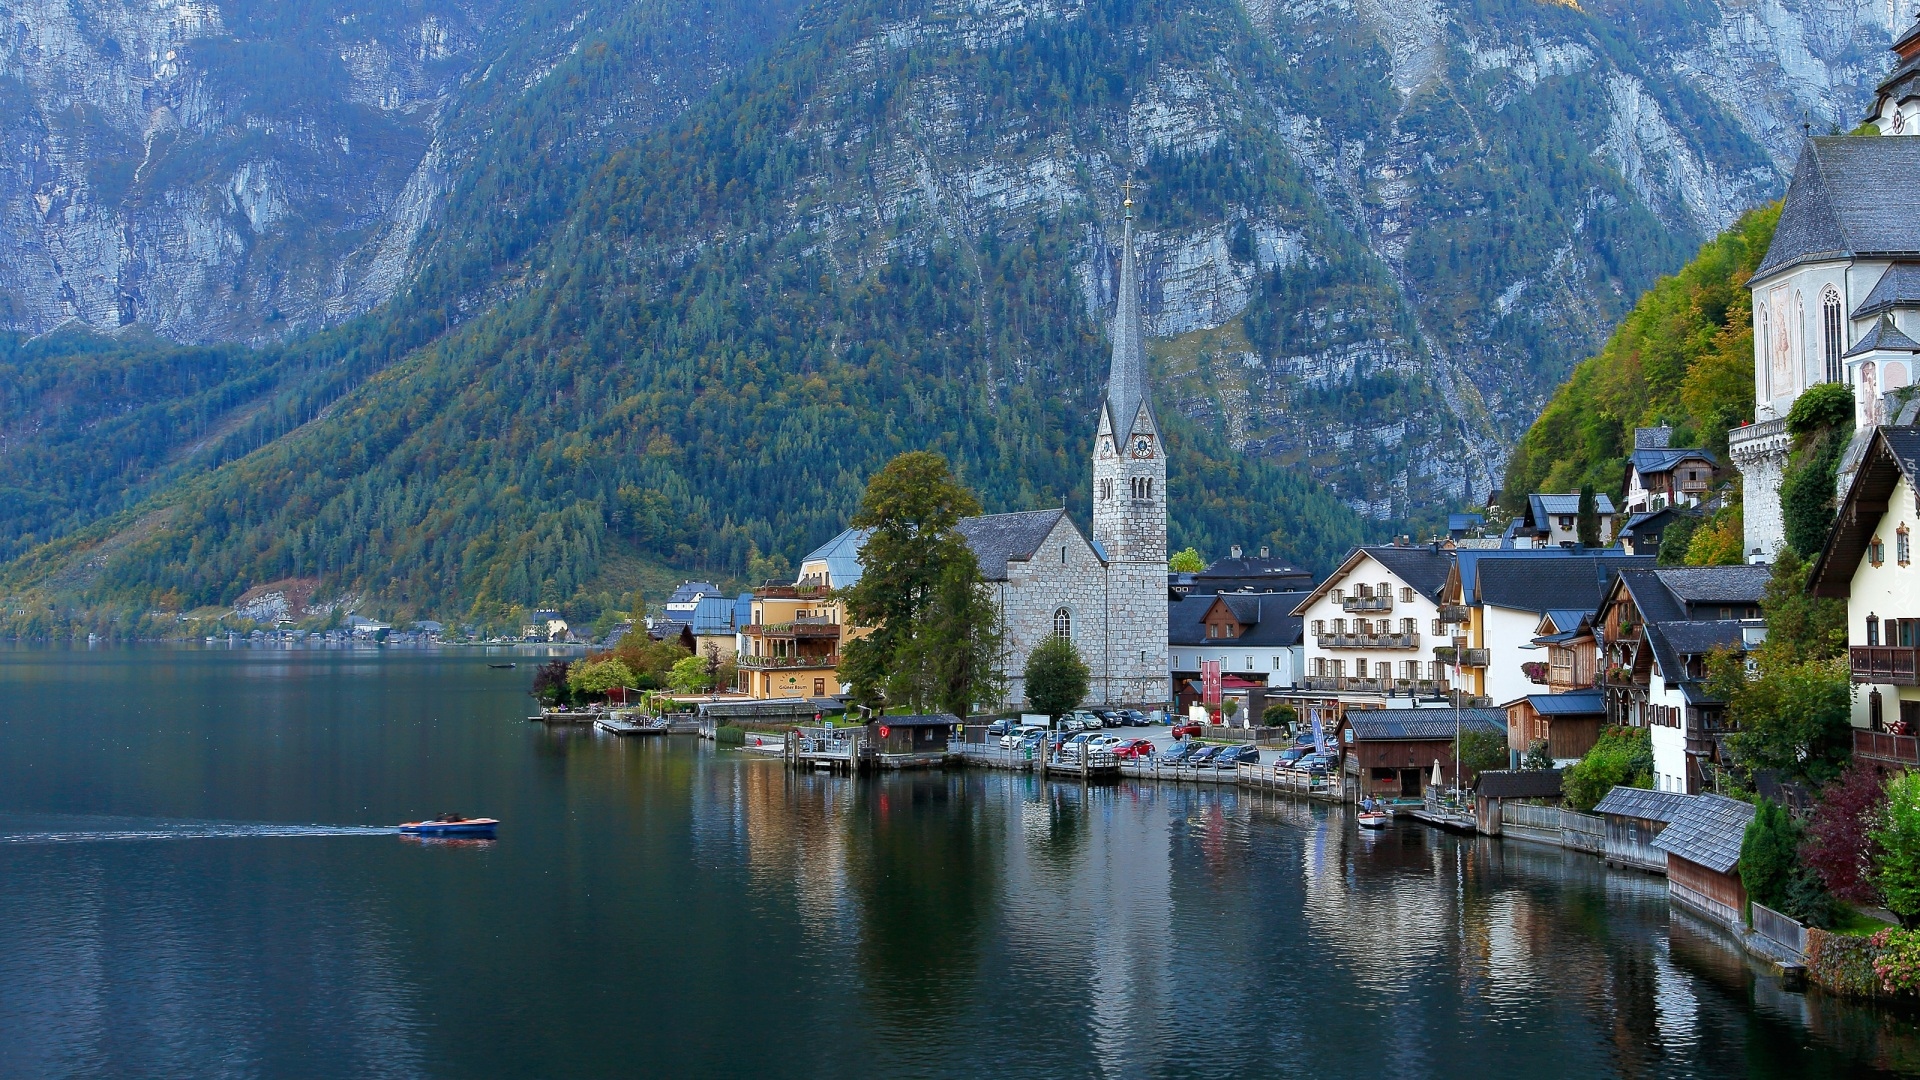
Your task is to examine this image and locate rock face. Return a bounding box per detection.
[0,0,1900,515]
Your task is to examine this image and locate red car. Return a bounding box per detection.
[1170,722,1203,739]
[1112,739,1156,760]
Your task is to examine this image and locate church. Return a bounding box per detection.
[1731,19,1920,558]
[792,196,1171,709]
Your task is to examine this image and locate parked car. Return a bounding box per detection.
[1113,738,1156,759]
[1060,717,1086,733]
[1074,711,1104,730]
[1001,725,1045,748]
[1215,745,1262,768]
[1171,721,1203,739]
[1119,710,1147,726]
[1059,732,1096,760]
[1186,745,1223,767]
[1088,734,1123,750]
[1158,742,1198,765]
[1274,747,1310,767]
[987,719,1016,737]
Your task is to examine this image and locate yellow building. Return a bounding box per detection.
[738,585,852,699]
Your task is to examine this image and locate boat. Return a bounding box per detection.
[398,814,499,835]
[487,663,517,669]
[1357,810,1392,829]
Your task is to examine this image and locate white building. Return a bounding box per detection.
[1291,545,1455,706]
[1731,24,1920,558]
[1442,550,1653,707]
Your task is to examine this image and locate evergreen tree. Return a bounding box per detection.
[1740,798,1801,913]
[1576,484,1602,547]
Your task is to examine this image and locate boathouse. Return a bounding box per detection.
[1338,709,1507,799]
[1593,785,1693,873]
[1651,793,1755,930]
[1471,769,1563,834]
[863,714,958,769]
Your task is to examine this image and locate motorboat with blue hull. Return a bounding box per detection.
[398,814,499,836]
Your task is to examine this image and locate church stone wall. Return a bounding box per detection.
[995,517,1170,710]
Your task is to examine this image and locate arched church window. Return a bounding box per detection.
[1823,287,1844,383]
[1759,306,1771,398]
[1053,608,1072,640]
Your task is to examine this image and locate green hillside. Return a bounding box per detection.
[1500,204,1778,508]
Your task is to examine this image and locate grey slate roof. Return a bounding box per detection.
[667,582,722,605]
[800,527,872,588]
[1756,137,1920,279]
[1854,263,1920,320]
[1476,770,1564,799]
[1167,591,1309,648]
[955,508,1074,580]
[1346,709,1506,742]
[1643,619,1744,690]
[1651,793,1756,874]
[1594,786,1694,823]
[1651,565,1772,605]
[1194,555,1313,590]
[1619,507,1691,538]
[1476,554,1653,614]
[1364,546,1454,602]
[1530,492,1617,518]
[872,713,961,728]
[1629,446,1717,475]
[1102,213,1155,441]
[1843,314,1920,359]
[1526,689,1606,716]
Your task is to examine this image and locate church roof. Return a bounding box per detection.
[1843,314,1920,358]
[1102,206,1155,442]
[1756,137,1920,280]
[955,508,1079,580]
[1853,263,1920,320]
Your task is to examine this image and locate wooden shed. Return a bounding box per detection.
[1650,793,1755,930]
[1592,786,1693,874]
[1502,689,1605,761]
[1472,769,1563,834]
[862,714,957,769]
[1337,709,1506,799]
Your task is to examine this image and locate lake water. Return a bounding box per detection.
[2,646,1917,1078]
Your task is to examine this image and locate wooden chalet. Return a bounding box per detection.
[1337,709,1506,799]
[1502,688,1605,764]
[1471,769,1563,834]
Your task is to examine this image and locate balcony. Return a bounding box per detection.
[1856,727,1920,766]
[1458,648,1490,668]
[744,620,842,640]
[1316,632,1420,650]
[737,652,841,671]
[1300,676,1450,695]
[1341,594,1393,613]
[1851,646,1920,685]
[1437,604,1470,625]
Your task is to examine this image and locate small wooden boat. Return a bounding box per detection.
[398,814,499,836]
[487,663,517,669]
[1357,810,1392,829]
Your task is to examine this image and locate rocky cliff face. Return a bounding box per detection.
[0,0,1901,518]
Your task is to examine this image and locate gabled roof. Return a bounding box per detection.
[1610,568,1688,624]
[1473,554,1654,614]
[1529,492,1617,519]
[1629,446,1717,475]
[1619,506,1692,538]
[1613,565,1771,620]
[1651,793,1756,874]
[1642,620,1745,687]
[1843,314,1920,359]
[1292,545,1452,613]
[1540,609,1591,633]
[1345,709,1506,741]
[690,594,740,634]
[1756,137,1920,280]
[1811,426,1920,595]
[870,713,961,728]
[956,508,1078,580]
[667,582,722,605]
[1593,785,1693,823]
[1168,591,1308,647]
[1853,263,1920,321]
[1194,555,1313,588]
[1522,689,1606,716]
[1476,770,1564,799]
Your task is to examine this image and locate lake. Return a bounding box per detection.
[1,646,1916,1078]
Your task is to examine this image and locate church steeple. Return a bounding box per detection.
[1103,190,1152,441]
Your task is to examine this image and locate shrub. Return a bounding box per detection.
[1872,771,1920,928]
[1741,798,1801,913]
[1025,636,1089,717]
[568,656,635,699]
[1781,425,1844,559]
[1262,702,1298,727]
[1872,928,1920,995]
[668,654,712,694]
[1562,726,1653,811]
[531,659,575,706]
[715,725,746,746]
[1456,728,1510,777]
[1521,739,1554,771]
[1785,380,1855,437]
[1805,760,1889,906]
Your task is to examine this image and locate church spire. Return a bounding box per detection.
[1105,188,1150,440]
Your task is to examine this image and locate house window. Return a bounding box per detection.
[1311,658,1324,677]
[1823,287,1844,383]
[1401,618,1415,635]
[1868,614,1880,647]
[1401,587,1413,602]
[1272,655,1282,670]
[1872,538,1887,567]
[1245,655,1254,670]
[1901,525,1911,566]
[1061,545,1067,564]
[1053,608,1072,639]
[1559,516,1574,530]
[1312,620,1324,636]
[1333,619,1346,634]
[1404,660,1420,680]
[1355,658,1367,678]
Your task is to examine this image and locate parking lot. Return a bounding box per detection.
[976,713,1335,776]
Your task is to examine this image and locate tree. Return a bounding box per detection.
[1222,698,1240,721]
[1577,484,1602,547]
[1780,384,1853,559]
[1263,702,1298,728]
[668,655,712,694]
[1025,636,1090,717]
[531,659,575,706]
[568,656,635,699]
[1168,547,1205,572]
[1562,726,1654,811]
[838,452,1004,716]
[1804,759,1889,907]
[1682,506,1745,566]
[1741,798,1802,913]
[1873,771,1920,928]
[1456,728,1510,777]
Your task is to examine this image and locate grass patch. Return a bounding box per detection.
[1831,905,1900,936]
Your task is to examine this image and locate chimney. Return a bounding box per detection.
[1231,545,1243,559]
[1259,546,1270,558]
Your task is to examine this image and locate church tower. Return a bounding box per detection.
[1091,193,1170,705]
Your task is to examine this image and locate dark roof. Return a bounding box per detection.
[1651,794,1756,874]
[1168,594,1209,645]
[955,508,1073,580]
[1629,446,1717,475]
[1619,506,1692,537]
[1613,568,1687,623]
[1843,314,1920,359]
[667,582,722,605]
[1529,492,1617,518]
[1593,786,1694,823]
[1169,592,1308,647]
[1475,555,1653,614]
[1854,263,1920,320]
[1345,709,1506,742]
[1476,770,1564,799]
[648,618,693,638]
[1756,137,1920,279]
[872,714,960,728]
[1812,426,1920,595]
[1448,512,1485,533]
[1196,555,1313,585]
[1363,546,1453,602]
[1525,689,1606,716]
[1652,565,1771,605]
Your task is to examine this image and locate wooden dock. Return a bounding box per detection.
[528,710,596,725]
[595,715,667,736]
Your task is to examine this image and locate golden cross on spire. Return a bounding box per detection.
[1122,178,1134,217]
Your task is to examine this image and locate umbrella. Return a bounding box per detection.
[1432,759,1444,788]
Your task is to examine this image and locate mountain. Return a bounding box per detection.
[0,0,1900,630]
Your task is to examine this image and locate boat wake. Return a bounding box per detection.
[0,820,397,845]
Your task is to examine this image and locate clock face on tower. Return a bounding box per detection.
[1132,436,1153,458]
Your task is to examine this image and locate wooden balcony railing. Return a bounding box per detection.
[1856,727,1920,765]
[1316,632,1420,650]
[1341,595,1393,613]
[1437,604,1470,625]
[1459,648,1490,668]
[744,622,842,640]
[737,652,841,671]
[1851,646,1920,685]
[1300,676,1450,694]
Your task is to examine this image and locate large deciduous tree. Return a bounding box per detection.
[1804,760,1889,907]
[839,452,1004,717]
[1873,771,1920,928]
